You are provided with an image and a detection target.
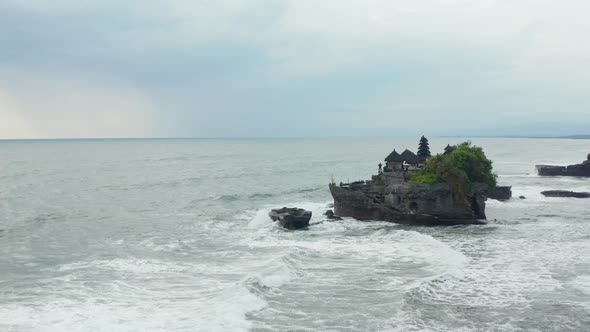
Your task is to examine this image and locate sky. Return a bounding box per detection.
[1,0,590,139]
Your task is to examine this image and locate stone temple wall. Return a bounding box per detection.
[381,172,405,185]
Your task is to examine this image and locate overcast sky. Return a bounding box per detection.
[1,0,589,138]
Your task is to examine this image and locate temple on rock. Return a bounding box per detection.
[330,136,492,226]
[383,136,431,174]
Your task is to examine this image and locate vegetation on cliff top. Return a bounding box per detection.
[408,142,497,188]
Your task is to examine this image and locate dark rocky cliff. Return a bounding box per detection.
[329,181,487,226]
[331,138,498,226]
[536,153,590,177]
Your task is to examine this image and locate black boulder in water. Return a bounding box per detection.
[541,190,590,198]
[488,186,513,201]
[269,207,312,230]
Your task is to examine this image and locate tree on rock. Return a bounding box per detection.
[409,141,497,189]
[417,136,431,157]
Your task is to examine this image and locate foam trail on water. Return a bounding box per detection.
[250,259,293,288]
[247,209,274,229]
[0,258,268,332]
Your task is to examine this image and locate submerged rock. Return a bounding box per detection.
[537,154,590,177]
[488,186,512,201]
[541,190,590,198]
[269,207,312,230]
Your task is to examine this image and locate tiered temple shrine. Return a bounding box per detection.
[383,136,431,173]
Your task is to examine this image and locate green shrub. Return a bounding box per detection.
[409,142,497,188]
[447,142,497,187]
[408,172,442,184]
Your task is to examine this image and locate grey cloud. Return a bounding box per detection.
[1,0,589,138]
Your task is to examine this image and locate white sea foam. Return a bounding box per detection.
[571,275,590,295]
[246,208,274,229]
[241,204,468,283]
[0,283,266,332]
[56,258,191,274]
[3,258,270,332]
[251,260,292,288]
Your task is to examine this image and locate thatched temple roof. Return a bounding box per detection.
[385,149,404,162]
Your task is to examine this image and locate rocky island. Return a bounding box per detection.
[330,137,498,226]
[536,153,590,177]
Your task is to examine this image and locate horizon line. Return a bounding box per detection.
[0,134,589,141]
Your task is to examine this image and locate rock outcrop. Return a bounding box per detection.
[269,207,312,230]
[541,190,590,198]
[324,210,343,220]
[487,186,512,201]
[537,154,590,177]
[329,138,500,226]
[329,181,487,226]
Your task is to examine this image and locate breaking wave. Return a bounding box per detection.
[1,258,269,332]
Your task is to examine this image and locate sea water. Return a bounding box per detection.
[0,138,589,331]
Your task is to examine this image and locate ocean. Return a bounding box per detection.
[0,137,589,331]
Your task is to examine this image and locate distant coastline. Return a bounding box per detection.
[506,135,590,139]
[558,135,590,139]
[439,134,590,140]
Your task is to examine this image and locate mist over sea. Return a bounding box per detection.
[0,137,589,331]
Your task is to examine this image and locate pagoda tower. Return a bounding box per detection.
[417,136,431,158]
